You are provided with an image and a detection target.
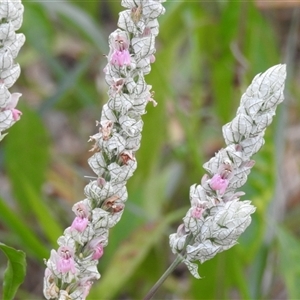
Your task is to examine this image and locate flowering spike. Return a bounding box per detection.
[169,64,286,278]
[43,1,166,298]
[0,0,25,140]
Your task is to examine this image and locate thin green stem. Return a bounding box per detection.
[143,234,194,300]
[143,254,184,300]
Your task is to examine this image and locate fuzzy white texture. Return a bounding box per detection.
[0,0,25,141]
[43,1,166,299]
[169,64,286,278]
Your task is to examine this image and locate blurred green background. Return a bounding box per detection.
[1,0,300,299]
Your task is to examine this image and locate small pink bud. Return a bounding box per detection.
[3,93,22,121]
[11,108,22,121]
[150,54,156,63]
[81,280,93,299]
[97,177,106,187]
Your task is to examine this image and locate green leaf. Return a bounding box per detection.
[40,1,107,52]
[277,227,300,299]
[141,163,183,219]
[23,3,98,112]
[210,2,241,123]
[3,103,62,247]
[190,248,251,299]
[39,53,96,113]
[18,177,63,247]
[22,2,55,56]
[0,198,49,260]
[4,103,50,216]
[244,3,280,73]
[0,243,26,300]
[89,208,186,299]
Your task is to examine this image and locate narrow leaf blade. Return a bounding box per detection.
[0,198,49,260]
[277,227,300,299]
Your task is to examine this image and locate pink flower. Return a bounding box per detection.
[88,237,105,260]
[110,31,130,51]
[110,50,131,66]
[209,174,229,195]
[92,243,104,260]
[56,246,76,274]
[71,216,89,232]
[72,201,90,218]
[97,177,106,187]
[191,206,204,219]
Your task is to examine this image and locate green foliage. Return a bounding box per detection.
[0,1,299,299]
[277,227,300,299]
[0,197,49,260]
[0,243,26,300]
[4,104,50,216]
[89,208,186,299]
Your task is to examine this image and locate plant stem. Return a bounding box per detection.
[143,254,184,300]
[143,234,194,300]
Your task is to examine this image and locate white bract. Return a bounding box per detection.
[169,65,286,278]
[0,0,25,141]
[43,1,166,299]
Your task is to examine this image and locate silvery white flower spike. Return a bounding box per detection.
[169,64,286,279]
[43,1,165,299]
[0,0,25,141]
